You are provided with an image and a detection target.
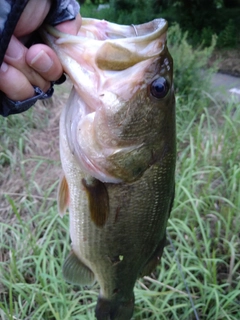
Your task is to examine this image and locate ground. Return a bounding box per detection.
[209,48,240,76]
[0,81,71,218]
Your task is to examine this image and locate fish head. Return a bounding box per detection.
[42,19,175,183]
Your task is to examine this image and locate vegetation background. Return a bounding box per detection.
[80,0,240,75]
[79,0,240,48]
[0,1,240,319]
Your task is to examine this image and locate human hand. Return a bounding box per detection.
[0,0,81,101]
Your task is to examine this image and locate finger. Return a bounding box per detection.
[56,13,82,35]
[0,62,35,101]
[26,44,63,81]
[14,0,51,37]
[4,36,51,92]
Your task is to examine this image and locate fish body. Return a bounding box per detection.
[43,18,176,320]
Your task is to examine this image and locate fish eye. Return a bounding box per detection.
[150,77,169,99]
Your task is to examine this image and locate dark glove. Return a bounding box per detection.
[0,85,53,117]
[0,0,79,117]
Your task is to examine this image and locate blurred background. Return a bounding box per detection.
[78,0,240,94]
[78,0,240,51]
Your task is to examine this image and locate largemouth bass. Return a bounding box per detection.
[42,18,176,320]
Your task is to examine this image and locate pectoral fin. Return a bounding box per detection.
[57,175,69,217]
[82,178,109,227]
[63,250,95,286]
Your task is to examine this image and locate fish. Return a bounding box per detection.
[42,18,176,320]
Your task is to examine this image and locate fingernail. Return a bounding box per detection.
[0,62,8,72]
[5,37,24,59]
[30,50,53,72]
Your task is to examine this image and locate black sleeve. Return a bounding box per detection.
[0,0,80,117]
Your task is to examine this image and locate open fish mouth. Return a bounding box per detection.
[41,18,169,112]
[42,18,168,97]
